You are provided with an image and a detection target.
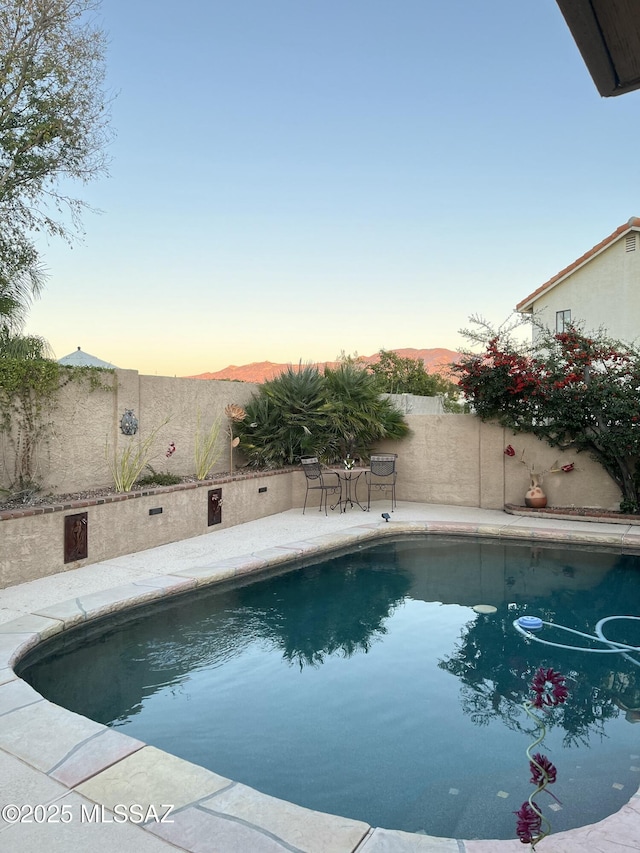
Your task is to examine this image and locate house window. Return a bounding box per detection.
[556,310,571,332]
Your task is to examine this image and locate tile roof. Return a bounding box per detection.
[516,216,640,313]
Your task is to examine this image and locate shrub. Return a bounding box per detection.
[234,362,409,468]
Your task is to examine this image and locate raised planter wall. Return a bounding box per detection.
[0,411,624,588]
[1,470,296,588]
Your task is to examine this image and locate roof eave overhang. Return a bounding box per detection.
[556,0,640,97]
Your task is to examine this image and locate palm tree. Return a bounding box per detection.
[235,361,409,468]
[0,328,52,359]
[236,364,328,467]
[0,230,46,324]
[0,230,50,359]
[322,362,409,462]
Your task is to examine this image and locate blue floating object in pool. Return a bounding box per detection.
[517,616,543,632]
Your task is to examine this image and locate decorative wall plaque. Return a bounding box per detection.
[208,488,222,526]
[64,512,88,562]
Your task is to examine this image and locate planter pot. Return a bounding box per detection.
[525,484,547,509]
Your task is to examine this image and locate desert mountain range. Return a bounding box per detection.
[188,348,462,383]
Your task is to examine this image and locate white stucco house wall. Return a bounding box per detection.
[516,216,640,344]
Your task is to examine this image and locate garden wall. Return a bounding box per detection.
[0,369,258,496]
[0,469,296,588]
[0,376,623,587]
[378,415,622,511]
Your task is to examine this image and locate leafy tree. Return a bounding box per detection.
[454,317,640,512]
[234,362,409,468]
[0,0,112,314]
[367,349,463,411]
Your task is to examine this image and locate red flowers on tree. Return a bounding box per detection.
[455,318,640,513]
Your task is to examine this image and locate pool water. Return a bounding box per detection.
[19,536,640,840]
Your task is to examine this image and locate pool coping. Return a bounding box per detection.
[2,512,640,852]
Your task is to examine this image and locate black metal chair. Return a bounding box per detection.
[365,453,398,511]
[301,457,341,515]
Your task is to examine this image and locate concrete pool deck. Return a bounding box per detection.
[1,502,640,852]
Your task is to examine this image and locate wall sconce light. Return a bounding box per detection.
[120,409,138,435]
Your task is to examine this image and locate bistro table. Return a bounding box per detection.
[331,467,368,512]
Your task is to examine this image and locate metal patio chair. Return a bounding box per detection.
[365,453,398,511]
[300,456,341,515]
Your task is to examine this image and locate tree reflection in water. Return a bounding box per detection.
[439,555,640,747]
[247,550,413,669]
[18,536,640,840]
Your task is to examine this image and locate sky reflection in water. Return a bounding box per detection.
[20,536,640,839]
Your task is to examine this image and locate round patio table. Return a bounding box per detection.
[331,467,368,512]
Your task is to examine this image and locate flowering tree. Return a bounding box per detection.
[454,319,640,512]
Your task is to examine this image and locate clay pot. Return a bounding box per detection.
[525,483,547,509]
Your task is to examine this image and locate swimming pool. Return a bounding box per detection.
[19,535,640,840]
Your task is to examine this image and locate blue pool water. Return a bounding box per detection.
[19,536,640,839]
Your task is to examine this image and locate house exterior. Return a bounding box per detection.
[516,216,640,343]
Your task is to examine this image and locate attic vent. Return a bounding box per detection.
[625,233,637,252]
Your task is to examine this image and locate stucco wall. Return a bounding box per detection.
[0,369,258,495]
[377,416,621,511]
[383,394,445,414]
[531,237,640,341]
[0,471,295,588]
[0,397,624,587]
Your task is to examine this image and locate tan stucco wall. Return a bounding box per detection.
[376,415,621,511]
[530,236,640,341]
[0,370,258,495]
[0,403,624,587]
[0,471,295,588]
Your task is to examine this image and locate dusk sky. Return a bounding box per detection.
[24,0,640,376]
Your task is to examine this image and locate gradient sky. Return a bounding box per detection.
[23,0,640,376]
